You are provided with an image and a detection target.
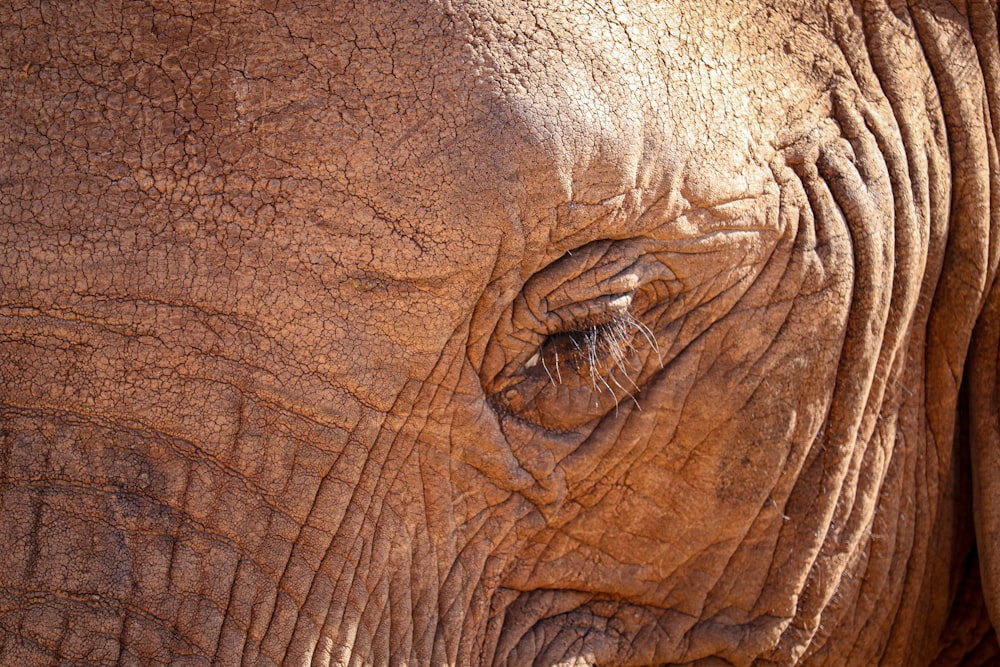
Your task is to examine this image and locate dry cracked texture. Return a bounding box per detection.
[1,0,1000,665]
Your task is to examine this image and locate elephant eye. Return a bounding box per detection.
[529,311,660,396]
[486,302,664,433]
[480,239,673,433]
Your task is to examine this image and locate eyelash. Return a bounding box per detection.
[534,310,661,398]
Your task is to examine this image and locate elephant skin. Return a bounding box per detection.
[2,0,1000,665]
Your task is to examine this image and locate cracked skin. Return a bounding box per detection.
[1,0,1000,664]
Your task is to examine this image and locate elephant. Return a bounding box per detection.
[2,0,1000,664]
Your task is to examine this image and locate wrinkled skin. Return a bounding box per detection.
[2,0,1000,665]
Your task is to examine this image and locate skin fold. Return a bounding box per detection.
[1,0,999,664]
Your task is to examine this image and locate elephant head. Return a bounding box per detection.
[2,0,999,664]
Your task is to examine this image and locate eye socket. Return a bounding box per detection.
[478,238,675,433]
[478,201,784,433]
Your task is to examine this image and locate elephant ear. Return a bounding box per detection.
[952,0,1000,637]
[898,0,1000,643]
[972,272,1000,630]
